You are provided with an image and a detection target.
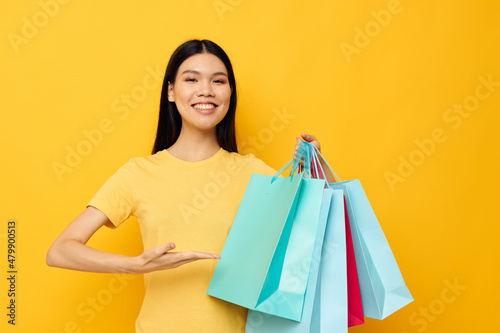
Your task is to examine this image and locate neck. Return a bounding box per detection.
[167,126,221,162]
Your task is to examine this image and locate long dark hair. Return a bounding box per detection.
[152,39,238,154]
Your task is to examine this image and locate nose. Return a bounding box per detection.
[197,80,215,97]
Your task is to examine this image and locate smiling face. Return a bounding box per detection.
[168,52,232,134]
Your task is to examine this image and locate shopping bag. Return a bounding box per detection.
[314,189,348,332]
[333,180,413,319]
[300,143,365,327]
[345,197,365,327]
[245,188,348,333]
[207,168,327,321]
[304,141,414,320]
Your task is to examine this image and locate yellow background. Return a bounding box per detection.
[1,0,499,332]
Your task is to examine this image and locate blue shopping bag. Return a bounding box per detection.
[316,189,348,332]
[305,141,414,320]
[207,168,326,321]
[332,180,413,319]
[245,188,349,333]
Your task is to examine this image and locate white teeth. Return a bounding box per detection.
[193,104,215,110]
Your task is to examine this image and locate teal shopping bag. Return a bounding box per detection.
[245,189,349,333]
[303,141,413,320]
[207,172,326,321]
[332,180,413,319]
[316,189,348,332]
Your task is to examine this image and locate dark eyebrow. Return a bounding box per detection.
[181,70,227,77]
[212,71,228,77]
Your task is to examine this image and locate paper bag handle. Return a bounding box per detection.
[271,140,312,183]
[305,141,341,184]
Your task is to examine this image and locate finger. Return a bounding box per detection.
[170,257,215,268]
[176,251,221,261]
[171,259,197,268]
[144,242,172,256]
[156,242,176,255]
[301,133,321,150]
[301,133,317,142]
[140,243,174,263]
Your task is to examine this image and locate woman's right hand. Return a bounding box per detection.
[47,206,220,274]
[133,242,220,274]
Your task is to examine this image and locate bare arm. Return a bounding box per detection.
[46,206,220,274]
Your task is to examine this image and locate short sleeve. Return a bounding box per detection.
[87,159,135,228]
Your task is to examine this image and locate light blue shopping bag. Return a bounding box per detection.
[305,141,414,320]
[245,189,349,333]
[332,180,413,319]
[207,170,326,322]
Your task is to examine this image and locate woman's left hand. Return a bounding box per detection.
[293,133,320,160]
[296,132,320,151]
[293,132,337,183]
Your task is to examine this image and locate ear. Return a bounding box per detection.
[167,82,174,102]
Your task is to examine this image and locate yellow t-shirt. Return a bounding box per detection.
[88,148,276,332]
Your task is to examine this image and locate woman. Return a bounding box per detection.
[47,39,334,332]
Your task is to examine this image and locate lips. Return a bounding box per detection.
[192,103,217,111]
